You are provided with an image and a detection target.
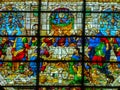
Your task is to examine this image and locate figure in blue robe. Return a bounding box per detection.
[114,38,120,68]
[53,37,76,47]
[30,55,37,76]
[88,37,100,61]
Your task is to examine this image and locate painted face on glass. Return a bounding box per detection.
[59,13,64,18]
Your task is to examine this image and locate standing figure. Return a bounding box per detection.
[29,53,37,76]
[71,47,81,61]
[92,37,111,74]
[29,37,38,76]
[87,37,100,61]
[113,37,120,68]
[0,37,8,66]
[12,37,29,71]
[92,38,108,65]
[105,30,113,61]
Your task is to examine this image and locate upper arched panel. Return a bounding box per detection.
[41,0,83,11]
[49,8,74,36]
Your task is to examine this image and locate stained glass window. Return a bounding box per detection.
[0,0,120,90]
[41,12,82,36]
[40,37,82,60]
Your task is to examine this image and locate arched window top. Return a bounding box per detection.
[54,8,69,11]
[50,8,74,25]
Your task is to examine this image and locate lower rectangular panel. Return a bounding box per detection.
[85,88,117,90]
[0,62,37,86]
[39,87,81,90]
[84,62,120,86]
[39,62,82,86]
[2,87,118,90]
[3,87,36,90]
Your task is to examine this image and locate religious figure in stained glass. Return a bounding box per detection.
[0,0,120,89]
[86,3,120,36]
[40,37,82,60]
[49,8,74,36]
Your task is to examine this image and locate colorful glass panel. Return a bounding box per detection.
[0,0,120,89]
[85,37,120,62]
[85,13,120,36]
[40,37,82,60]
[41,0,83,11]
[39,62,82,86]
[84,62,120,86]
[86,1,120,11]
[0,37,37,61]
[0,62,36,86]
[40,12,82,36]
[0,0,38,11]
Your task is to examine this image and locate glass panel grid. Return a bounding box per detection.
[0,0,120,90]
